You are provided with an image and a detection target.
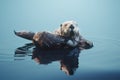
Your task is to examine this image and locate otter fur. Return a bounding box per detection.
[14,21,93,49]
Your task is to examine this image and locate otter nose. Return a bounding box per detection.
[69,25,74,29]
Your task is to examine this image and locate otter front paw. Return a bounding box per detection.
[67,40,77,47]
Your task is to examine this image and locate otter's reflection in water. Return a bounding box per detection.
[14,43,81,76]
[32,47,80,75]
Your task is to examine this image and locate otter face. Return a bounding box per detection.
[60,21,79,38]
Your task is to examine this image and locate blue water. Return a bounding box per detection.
[0,0,120,80]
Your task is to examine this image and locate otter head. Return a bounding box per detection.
[60,21,79,38]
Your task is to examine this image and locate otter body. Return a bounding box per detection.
[15,31,67,49]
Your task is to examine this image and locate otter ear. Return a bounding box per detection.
[60,24,62,27]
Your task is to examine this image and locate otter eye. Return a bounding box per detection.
[64,24,67,26]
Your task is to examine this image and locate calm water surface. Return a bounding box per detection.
[0,0,120,80]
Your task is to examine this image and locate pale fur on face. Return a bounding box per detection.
[61,21,79,37]
[55,21,81,47]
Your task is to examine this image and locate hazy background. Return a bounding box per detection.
[0,0,120,80]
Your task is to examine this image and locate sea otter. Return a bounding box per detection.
[14,21,93,49]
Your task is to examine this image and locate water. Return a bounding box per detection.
[0,0,120,80]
